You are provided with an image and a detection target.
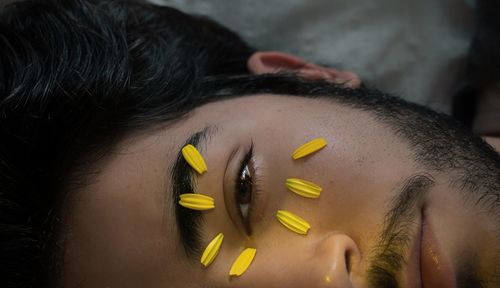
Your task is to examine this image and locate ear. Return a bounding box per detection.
[247,51,361,88]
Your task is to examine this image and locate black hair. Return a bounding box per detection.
[0,0,255,286]
[0,0,499,288]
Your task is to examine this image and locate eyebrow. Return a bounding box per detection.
[170,126,217,260]
[367,174,435,287]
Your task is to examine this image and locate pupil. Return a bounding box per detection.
[238,180,252,204]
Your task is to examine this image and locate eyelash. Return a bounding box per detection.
[234,142,260,236]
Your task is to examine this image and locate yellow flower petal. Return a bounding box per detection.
[291,138,327,159]
[179,193,214,210]
[285,178,322,198]
[276,210,310,235]
[200,233,224,267]
[182,144,208,174]
[229,248,257,277]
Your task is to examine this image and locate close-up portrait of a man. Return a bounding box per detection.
[0,0,499,287]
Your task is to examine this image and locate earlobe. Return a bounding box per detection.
[247,51,361,88]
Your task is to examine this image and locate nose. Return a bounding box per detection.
[311,233,362,287]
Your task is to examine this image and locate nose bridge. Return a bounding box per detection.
[310,233,362,287]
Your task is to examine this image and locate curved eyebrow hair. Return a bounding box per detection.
[367,174,435,287]
[171,126,217,260]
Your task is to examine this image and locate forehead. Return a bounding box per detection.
[62,127,190,284]
[175,95,377,133]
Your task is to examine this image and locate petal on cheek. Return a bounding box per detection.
[276,210,311,235]
[285,178,322,198]
[200,233,224,267]
[229,248,257,276]
[291,137,327,159]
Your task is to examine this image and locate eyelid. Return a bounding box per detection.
[223,142,266,237]
[223,145,248,234]
[234,143,256,235]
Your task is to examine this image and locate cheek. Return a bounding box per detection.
[255,122,416,260]
[215,225,361,288]
[208,229,316,287]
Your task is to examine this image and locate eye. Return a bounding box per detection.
[235,144,255,235]
[237,164,253,221]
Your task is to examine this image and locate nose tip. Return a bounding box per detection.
[312,234,362,287]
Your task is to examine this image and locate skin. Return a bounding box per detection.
[484,136,500,152]
[62,95,498,287]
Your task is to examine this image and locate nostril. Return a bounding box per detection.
[312,233,362,287]
[345,250,352,273]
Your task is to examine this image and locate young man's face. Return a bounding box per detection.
[62,95,498,287]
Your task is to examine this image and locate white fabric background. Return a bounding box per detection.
[151,0,474,114]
